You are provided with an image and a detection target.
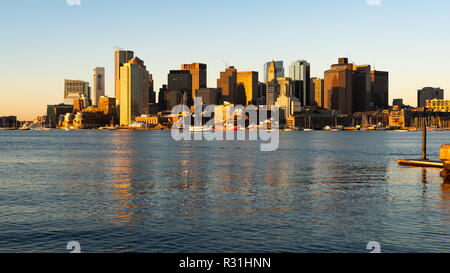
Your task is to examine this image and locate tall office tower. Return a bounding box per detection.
[148,73,156,104]
[119,57,149,126]
[266,78,279,110]
[324,58,354,114]
[310,77,324,107]
[167,70,192,105]
[289,60,311,105]
[371,70,389,109]
[64,79,91,105]
[264,60,284,82]
[181,63,207,98]
[115,50,134,105]
[158,84,168,110]
[93,67,105,106]
[237,71,258,105]
[417,87,444,108]
[217,66,238,104]
[352,65,372,112]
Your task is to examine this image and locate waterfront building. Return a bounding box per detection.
[196,88,221,105]
[115,50,134,105]
[353,65,372,112]
[93,67,105,106]
[181,63,207,98]
[389,105,412,129]
[310,77,324,107]
[217,66,237,104]
[73,94,89,113]
[0,116,17,128]
[371,70,389,109]
[237,71,258,105]
[98,96,117,115]
[135,116,162,127]
[168,70,192,105]
[46,104,73,128]
[64,79,91,105]
[289,60,310,105]
[426,99,450,112]
[71,107,111,129]
[324,58,354,114]
[418,87,444,108]
[264,60,284,82]
[119,57,150,126]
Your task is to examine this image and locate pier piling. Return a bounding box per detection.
[422,124,427,160]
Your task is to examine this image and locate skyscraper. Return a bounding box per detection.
[149,73,155,104]
[264,60,284,82]
[237,71,258,105]
[324,58,354,114]
[168,70,192,105]
[417,87,444,108]
[371,70,389,109]
[119,57,149,126]
[217,66,237,104]
[115,50,134,105]
[289,60,310,105]
[310,77,324,107]
[181,63,207,98]
[93,67,105,106]
[352,65,372,112]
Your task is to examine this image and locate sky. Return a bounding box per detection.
[0,0,449,120]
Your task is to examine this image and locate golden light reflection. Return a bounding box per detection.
[110,131,136,226]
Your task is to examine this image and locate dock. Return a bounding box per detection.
[398,159,443,168]
[398,124,444,168]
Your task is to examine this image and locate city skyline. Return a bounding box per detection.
[1,0,450,120]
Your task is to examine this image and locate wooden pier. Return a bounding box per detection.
[398,125,444,168]
[398,159,443,168]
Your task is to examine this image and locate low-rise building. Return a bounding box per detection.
[0,116,17,128]
[426,99,450,112]
[46,104,73,128]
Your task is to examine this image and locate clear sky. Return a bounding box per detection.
[1,0,449,120]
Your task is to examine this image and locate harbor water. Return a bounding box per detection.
[0,130,449,253]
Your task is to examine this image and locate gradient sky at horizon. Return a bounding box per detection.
[1,0,449,120]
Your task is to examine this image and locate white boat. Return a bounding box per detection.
[189,125,213,132]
